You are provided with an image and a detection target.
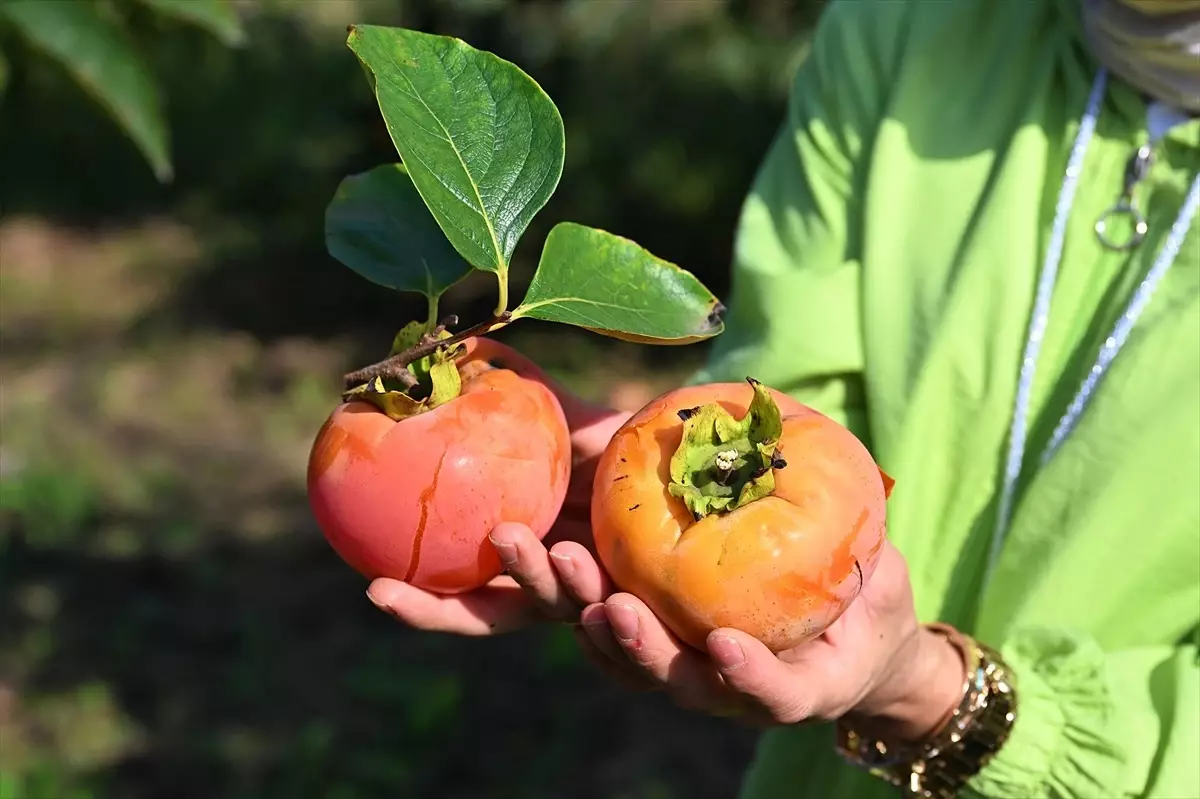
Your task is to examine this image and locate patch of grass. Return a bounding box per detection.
[0,762,102,799]
[0,467,101,550]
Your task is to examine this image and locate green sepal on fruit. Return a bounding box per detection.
[389,320,426,356]
[342,321,464,421]
[668,378,786,520]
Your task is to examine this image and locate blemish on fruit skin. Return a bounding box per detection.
[403,448,449,583]
[309,412,379,479]
[772,568,840,606]
[628,504,640,511]
[716,533,732,567]
[825,508,869,586]
[308,417,345,478]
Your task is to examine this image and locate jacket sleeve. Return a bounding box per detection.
[963,625,1200,798]
[693,3,1200,798]
[688,0,906,447]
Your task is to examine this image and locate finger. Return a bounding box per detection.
[705,628,814,724]
[573,606,657,692]
[489,522,577,620]
[548,540,613,606]
[579,602,630,665]
[603,593,731,712]
[366,575,535,635]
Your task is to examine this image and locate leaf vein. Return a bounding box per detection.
[385,47,506,269]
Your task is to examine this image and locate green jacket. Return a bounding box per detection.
[693,1,1200,796]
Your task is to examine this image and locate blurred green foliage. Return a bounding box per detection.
[0,466,101,548]
[0,0,244,180]
[0,1,825,796]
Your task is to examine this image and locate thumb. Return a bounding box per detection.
[705,629,815,725]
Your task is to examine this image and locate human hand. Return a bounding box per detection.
[365,346,632,634]
[574,540,965,741]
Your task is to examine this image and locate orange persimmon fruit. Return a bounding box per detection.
[307,337,571,594]
[591,378,893,652]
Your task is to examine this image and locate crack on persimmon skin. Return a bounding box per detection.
[403,449,449,583]
[767,507,872,607]
[826,508,870,590]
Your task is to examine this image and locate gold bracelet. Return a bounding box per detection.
[834,624,1018,798]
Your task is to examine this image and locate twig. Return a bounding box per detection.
[343,313,511,389]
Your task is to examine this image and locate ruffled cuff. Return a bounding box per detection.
[963,627,1152,799]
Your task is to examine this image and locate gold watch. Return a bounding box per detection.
[835,623,1018,798]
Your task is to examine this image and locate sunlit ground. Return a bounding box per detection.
[0,215,747,799]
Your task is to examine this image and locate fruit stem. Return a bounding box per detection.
[343,312,512,389]
[494,270,509,317]
[424,293,440,335]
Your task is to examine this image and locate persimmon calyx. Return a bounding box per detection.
[667,377,786,520]
[343,321,464,421]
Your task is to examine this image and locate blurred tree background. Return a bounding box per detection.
[0,1,824,797]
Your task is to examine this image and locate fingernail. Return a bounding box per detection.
[709,635,745,670]
[606,603,639,642]
[549,551,575,578]
[580,605,607,629]
[365,589,388,611]
[581,615,607,633]
[490,536,518,568]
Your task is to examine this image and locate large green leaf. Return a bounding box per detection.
[325,163,473,297]
[512,222,725,343]
[136,0,245,47]
[0,0,171,181]
[346,24,565,280]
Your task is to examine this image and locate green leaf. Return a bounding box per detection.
[0,0,171,181]
[512,222,725,343]
[345,24,565,280]
[326,163,474,299]
[136,0,246,47]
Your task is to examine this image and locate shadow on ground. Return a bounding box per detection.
[2,511,758,799]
